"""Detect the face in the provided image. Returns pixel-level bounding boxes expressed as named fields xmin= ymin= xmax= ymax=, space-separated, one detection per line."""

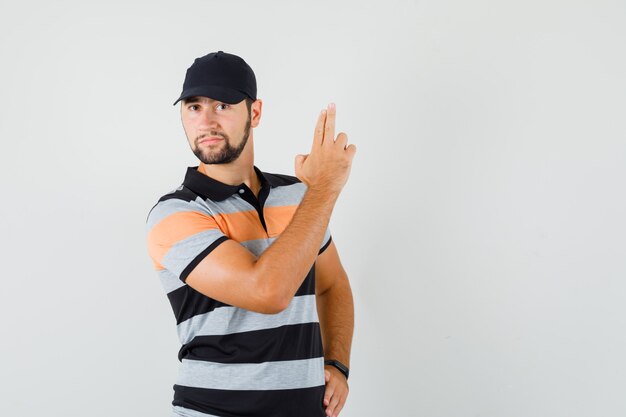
xmin=181 ymin=96 xmax=253 ymax=165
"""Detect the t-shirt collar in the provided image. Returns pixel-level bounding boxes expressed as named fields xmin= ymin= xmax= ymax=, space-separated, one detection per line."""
xmin=182 ymin=165 xmax=278 ymax=201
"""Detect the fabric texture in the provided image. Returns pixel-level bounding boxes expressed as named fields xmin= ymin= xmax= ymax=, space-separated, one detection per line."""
xmin=146 ymin=165 xmax=332 ymax=417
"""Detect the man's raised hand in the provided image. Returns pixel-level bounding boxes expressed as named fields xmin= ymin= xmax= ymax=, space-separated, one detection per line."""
xmin=295 ymin=103 xmax=357 ymax=195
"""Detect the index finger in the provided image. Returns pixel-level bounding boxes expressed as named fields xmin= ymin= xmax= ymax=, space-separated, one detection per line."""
xmin=323 ymin=103 xmax=336 ymax=146
xmin=312 ymin=108 xmax=327 ymax=149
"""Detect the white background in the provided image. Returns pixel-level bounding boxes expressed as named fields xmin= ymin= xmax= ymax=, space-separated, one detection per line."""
xmin=1 ymin=1 xmax=625 ymax=416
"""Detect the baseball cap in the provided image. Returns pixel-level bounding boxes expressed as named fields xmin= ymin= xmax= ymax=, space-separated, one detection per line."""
xmin=173 ymin=50 xmax=257 ymax=106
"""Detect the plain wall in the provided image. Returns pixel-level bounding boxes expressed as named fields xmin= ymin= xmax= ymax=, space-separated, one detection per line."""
xmin=1 ymin=1 xmax=625 ymax=416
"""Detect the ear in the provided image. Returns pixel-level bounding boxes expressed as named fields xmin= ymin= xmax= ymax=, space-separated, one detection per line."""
xmin=250 ymin=99 xmax=263 ymax=128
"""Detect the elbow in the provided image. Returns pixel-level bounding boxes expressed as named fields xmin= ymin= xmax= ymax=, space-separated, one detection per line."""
xmin=258 ymin=288 xmax=291 ymax=314
xmin=272 ymin=293 xmax=292 ymax=313
xmin=252 ymin=271 xmax=291 ymax=314
xmin=261 ymin=300 xmax=290 ymax=315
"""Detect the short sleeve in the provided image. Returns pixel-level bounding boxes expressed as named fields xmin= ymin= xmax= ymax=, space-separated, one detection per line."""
xmin=318 ymin=226 xmax=332 ymax=255
xmin=146 ymin=199 xmax=229 ymax=282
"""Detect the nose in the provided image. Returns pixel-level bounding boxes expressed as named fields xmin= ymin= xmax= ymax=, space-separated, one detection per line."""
xmin=197 ymin=108 xmax=220 ymax=130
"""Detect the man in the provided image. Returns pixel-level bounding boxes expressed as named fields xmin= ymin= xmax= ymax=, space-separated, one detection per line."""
xmin=145 ymin=50 xmax=356 ymax=417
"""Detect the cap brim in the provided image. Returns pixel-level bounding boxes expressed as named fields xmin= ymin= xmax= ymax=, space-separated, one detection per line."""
xmin=173 ymin=85 xmax=247 ymax=106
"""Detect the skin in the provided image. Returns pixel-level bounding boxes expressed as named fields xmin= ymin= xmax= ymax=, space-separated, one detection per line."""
xmin=180 ymin=97 xmax=354 ymax=417
xmin=317 ymin=240 xmax=354 ymax=417
xmin=181 ymin=96 xmax=262 ymax=195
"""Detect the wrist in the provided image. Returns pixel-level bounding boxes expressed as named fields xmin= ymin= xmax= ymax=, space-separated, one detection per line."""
xmin=306 ymin=184 xmax=341 ymax=200
xmin=324 ymin=359 xmax=349 ymax=380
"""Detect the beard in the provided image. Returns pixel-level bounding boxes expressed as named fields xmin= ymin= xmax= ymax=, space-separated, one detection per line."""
xmin=193 ymin=111 xmax=251 ymax=164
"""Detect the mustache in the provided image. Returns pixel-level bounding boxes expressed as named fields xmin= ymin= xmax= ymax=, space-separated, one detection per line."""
xmin=197 ymin=133 xmax=227 ymax=142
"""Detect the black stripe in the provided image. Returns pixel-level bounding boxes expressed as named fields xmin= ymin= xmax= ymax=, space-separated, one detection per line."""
xmin=178 ymin=322 xmax=323 ymax=363
xmin=263 ymin=171 xmax=301 ymax=187
xmin=167 ymin=286 xmax=229 ymax=326
xmin=169 ymin=265 xmax=317 ymax=325
xmin=180 ymin=236 xmax=230 ymax=282
xmin=295 ymin=265 xmax=316 ymax=297
xmin=173 ymin=384 xmax=326 ymax=417
xmin=158 ymin=187 xmax=198 ymax=203
xmin=318 ymin=235 xmax=332 ymax=255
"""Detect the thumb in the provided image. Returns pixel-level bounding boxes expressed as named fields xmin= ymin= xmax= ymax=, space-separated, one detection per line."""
xmin=294 ymin=154 xmax=307 ymax=172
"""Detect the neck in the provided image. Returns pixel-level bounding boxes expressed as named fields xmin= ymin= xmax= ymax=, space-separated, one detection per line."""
xmin=197 ymin=143 xmax=261 ymax=196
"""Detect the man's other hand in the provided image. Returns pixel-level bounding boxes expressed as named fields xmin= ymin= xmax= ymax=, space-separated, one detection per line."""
xmin=323 ymin=365 xmax=349 ymax=417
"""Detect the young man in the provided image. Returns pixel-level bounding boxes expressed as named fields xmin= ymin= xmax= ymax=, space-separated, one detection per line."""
xmin=146 ymin=50 xmax=356 ymax=417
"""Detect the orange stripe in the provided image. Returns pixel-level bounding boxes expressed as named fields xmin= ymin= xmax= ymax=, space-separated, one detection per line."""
xmin=151 ymin=258 xmax=165 ymax=271
xmin=264 ymin=205 xmax=298 ymax=237
xmin=147 ymin=211 xmax=220 ymax=268
xmin=147 ymin=205 xmax=300 ymax=270
xmin=214 ymin=210 xmax=268 ymax=242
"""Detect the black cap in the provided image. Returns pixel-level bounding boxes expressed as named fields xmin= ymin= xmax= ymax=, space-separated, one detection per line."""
xmin=173 ymin=50 xmax=257 ymax=106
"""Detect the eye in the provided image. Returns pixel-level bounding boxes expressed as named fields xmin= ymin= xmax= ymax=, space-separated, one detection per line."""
xmin=188 ymin=104 xmax=199 ymax=111
xmin=217 ymin=103 xmax=230 ymax=110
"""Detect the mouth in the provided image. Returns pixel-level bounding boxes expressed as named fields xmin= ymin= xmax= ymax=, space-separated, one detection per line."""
xmin=199 ymin=136 xmax=223 ymax=145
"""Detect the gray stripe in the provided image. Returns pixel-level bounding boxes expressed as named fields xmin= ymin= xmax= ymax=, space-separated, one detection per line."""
xmin=171 ymin=406 xmax=220 ymax=417
xmin=147 ymin=184 xmax=310 ymax=231
xmin=200 ymin=183 xmax=306 ymax=213
xmin=146 ymin=196 xmax=209 ymax=230
xmin=176 ymin=357 xmax=325 ymax=390
xmin=177 ymin=294 xmax=319 ymax=344
xmin=202 ymin=195 xmax=255 ymax=214
xmin=158 ymin=268 xmax=185 ymax=294
xmin=148 ymin=182 xmax=307 ymax=230
xmin=264 ymin=182 xmax=307 ymax=207
xmin=162 ymin=229 xmax=226 ymax=278
xmin=239 ymin=236 xmax=276 ymax=257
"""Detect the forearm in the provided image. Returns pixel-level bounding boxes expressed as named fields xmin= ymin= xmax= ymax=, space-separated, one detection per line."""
xmin=255 ymin=187 xmax=339 ymax=306
xmin=317 ymin=277 xmax=354 ymax=367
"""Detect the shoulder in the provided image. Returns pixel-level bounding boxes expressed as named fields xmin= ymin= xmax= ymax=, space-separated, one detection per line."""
xmin=263 ymin=171 xmax=302 ymax=187
xmin=145 ymin=184 xmax=204 ymax=227
xmin=263 ymin=171 xmax=308 ymax=203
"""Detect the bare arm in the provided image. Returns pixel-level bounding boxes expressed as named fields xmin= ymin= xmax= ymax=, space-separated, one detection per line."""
xmin=186 ymin=103 xmax=356 ymax=314
xmin=315 ymin=240 xmax=354 ymax=369
xmin=315 ymin=239 xmax=354 ymax=417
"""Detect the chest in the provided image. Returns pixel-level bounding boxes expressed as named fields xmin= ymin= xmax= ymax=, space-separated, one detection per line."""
xmin=213 ymin=204 xmax=298 ymax=241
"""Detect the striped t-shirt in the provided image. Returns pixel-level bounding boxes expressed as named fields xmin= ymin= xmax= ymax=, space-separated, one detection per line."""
xmin=145 ymin=165 xmax=332 ymax=417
